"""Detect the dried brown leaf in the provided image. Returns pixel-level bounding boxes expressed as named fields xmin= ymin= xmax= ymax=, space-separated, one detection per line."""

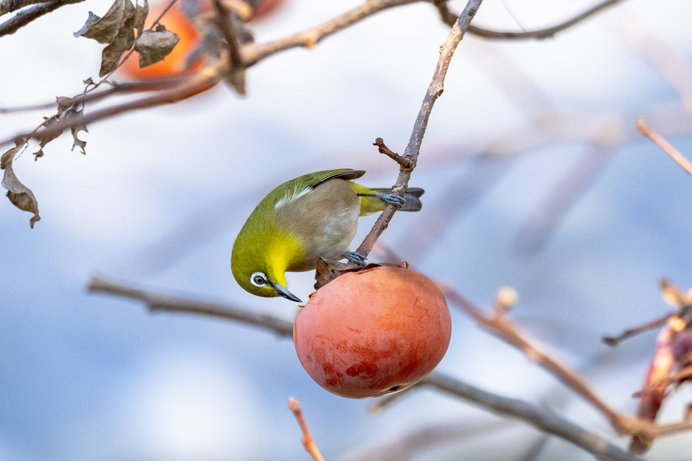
xmin=66 ymin=108 xmax=88 ymax=155
xmin=99 ymin=0 xmax=136 ymax=77
xmin=73 ymin=11 xmax=103 ymax=39
xmin=134 ymin=28 xmax=179 ymax=67
xmin=74 ymin=0 xmax=132 ymax=44
xmin=1 ymin=142 xmax=40 ymax=228
xmin=134 ymin=0 xmax=149 ymax=38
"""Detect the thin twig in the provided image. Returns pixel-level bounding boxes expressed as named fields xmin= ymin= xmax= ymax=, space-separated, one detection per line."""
xmin=242 ymin=0 xmax=423 ymax=66
xmin=87 ymin=275 xmax=294 ymax=336
xmin=353 ymin=0 xmax=483 ymax=262
xmin=423 ymin=372 xmax=641 ymax=461
xmin=3 ymin=67 xmax=222 ymax=146
xmin=0 ymin=0 xmax=630 ymax=147
xmin=435 ymin=0 xmax=626 ymax=40
xmin=288 ymin=397 xmax=325 ymax=461
xmin=0 ymin=0 xmax=51 ymax=15
xmin=637 ymin=118 xmax=692 ymax=176
xmin=0 ymin=0 xmax=83 ymax=37
xmin=373 ymin=137 xmax=412 ymax=168
xmin=602 ymin=314 xmax=671 ymax=346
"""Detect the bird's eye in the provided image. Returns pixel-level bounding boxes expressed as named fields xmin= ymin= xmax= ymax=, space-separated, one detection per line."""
xmin=250 ymin=272 xmax=268 ymax=287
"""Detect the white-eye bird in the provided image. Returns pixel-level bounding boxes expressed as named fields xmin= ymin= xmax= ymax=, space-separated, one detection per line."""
xmin=231 ymin=168 xmax=424 ymax=302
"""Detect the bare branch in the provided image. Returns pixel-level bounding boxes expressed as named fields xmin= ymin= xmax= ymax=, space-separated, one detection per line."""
xmin=603 ymin=314 xmax=671 ymax=346
xmin=637 ymin=118 xmax=692 ymax=177
xmin=373 ymin=137 xmax=412 ymax=168
xmin=87 ymin=275 xmax=294 ymax=337
xmin=353 ymin=0 xmax=483 ymax=262
xmin=0 ymin=0 xmax=84 ymax=37
xmin=288 ymin=397 xmax=325 ymax=461
xmin=242 ymin=0 xmax=424 ymax=67
xmin=423 ymin=372 xmax=641 ymax=461
xmin=2 ymin=66 xmax=223 ymax=146
xmin=0 ymin=0 xmax=64 ymax=16
xmin=439 ymin=284 xmax=637 ymax=434
xmin=435 ymin=0 xmax=627 ymax=40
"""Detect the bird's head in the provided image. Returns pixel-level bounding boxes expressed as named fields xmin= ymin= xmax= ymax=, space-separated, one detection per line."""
xmin=231 ymin=226 xmax=303 ymax=302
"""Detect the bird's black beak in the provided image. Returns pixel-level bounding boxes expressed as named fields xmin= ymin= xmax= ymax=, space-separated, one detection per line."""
xmin=272 ymin=282 xmax=302 ymax=303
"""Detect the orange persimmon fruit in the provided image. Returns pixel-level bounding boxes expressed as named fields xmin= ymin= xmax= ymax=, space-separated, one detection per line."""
xmin=294 ymin=266 xmax=451 ymax=398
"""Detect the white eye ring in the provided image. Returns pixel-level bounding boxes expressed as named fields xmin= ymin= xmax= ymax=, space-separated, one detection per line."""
xmin=250 ymin=272 xmax=268 ymax=287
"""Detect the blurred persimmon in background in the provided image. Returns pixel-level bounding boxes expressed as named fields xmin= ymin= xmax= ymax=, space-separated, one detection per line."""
xmin=121 ymin=0 xmax=286 ymax=79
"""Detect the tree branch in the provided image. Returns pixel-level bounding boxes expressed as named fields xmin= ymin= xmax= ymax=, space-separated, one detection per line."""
xmin=353 ymin=0 xmax=483 ymax=261
xmin=0 ymin=0 xmax=630 ymax=147
xmin=373 ymin=137 xmax=413 ymax=169
xmin=603 ymin=314 xmax=671 ymax=346
xmin=0 ymin=0 xmax=57 ymax=15
xmin=288 ymin=398 xmax=325 ymax=461
xmin=87 ymin=275 xmax=294 ymax=337
xmin=637 ymin=118 xmax=692 ymax=177
xmin=423 ymin=371 xmax=641 ymax=461
xmin=0 ymin=0 xmax=83 ymax=37
xmin=241 ymin=0 xmax=423 ymax=67
xmin=89 ymin=274 xmax=641 ymax=460
xmin=5 ymin=67 xmax=222 ymax=146
xmin=439 ymin=285 xmax=639 ymax=434
xmin=435 ymin=0 xmax=626 ymax=40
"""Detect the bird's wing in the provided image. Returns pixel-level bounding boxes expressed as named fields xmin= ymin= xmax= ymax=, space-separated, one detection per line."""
xmin=298 ymin=168 xmax=366 ymax=190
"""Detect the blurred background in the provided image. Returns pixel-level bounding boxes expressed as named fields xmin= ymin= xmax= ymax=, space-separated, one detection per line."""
xmin=2 ymin=0 xmax=692 ymax=459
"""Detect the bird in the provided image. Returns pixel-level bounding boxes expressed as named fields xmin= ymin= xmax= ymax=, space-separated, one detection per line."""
xmin=231 ymin=168 xmax=424 ymax=302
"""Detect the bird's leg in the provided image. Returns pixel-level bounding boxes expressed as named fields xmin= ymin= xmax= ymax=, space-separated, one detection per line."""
xmin=343 ymin=251 xmax=367 ymax=266
xmin=357 ymin=193 xmax=406 ymax=207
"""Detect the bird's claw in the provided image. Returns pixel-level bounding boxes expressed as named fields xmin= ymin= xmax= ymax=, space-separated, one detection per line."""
xmin=377 ymin=193 xmax=406 ymax=207
xmin=343 ymin=251 xmax=367 ymax=266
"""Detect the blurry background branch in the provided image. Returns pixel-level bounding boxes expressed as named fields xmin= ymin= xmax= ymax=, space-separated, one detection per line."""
xmin=88 ymin=274 xmax=638 ymax=460
xmin=422 ymin=371 xmax=640 ymax=461
xmin=0 ymin=0 xmax=84 ymax=37
xmin=288 ymin=398 xmax=325 ymax=461
xmin=637 ymin=118 xmax=692 ymax=177
xmin=0 ymin=0 xmax=632 ymax=148
xmin=436 ymin=0 xmax=626 ymax=40
xmin=88 ymin=275 xmax=295 ymax=336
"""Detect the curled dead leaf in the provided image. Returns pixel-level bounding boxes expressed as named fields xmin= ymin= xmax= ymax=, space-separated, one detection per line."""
xmin=134 ymin=29 xmax=180 ymax=67
xmin=75 ymin=0 xmax=134 ymax=44
xmin=1 ymin=142 xmax=40 ymax=228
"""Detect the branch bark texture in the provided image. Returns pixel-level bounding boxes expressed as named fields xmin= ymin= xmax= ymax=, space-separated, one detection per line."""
xmin=354 ymin=0 xmax=483 ymax=260
xmin=424 ymin=372 xmax=641 ymax=461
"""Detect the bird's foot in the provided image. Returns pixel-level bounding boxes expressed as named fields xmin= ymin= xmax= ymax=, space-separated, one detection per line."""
xmin=343 ymin=251 xmax=367 ymax=266
xmin=376 ymin=193 xmax=406 ymax=207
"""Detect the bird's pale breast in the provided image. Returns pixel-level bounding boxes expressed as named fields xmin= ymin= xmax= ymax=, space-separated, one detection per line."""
xmin=276 ymin=179 xmax=360 ymax=271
